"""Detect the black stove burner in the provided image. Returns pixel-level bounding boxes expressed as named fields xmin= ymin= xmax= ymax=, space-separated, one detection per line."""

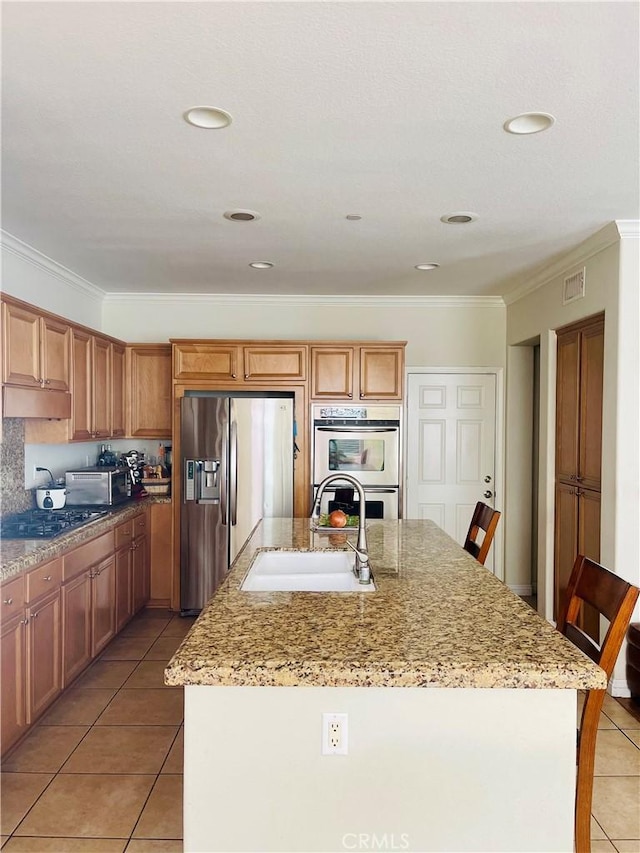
xmin=0 ymin=508 xmax=109 ymax=539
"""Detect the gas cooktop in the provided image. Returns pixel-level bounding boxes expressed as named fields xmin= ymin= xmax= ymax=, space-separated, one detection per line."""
xmin=0 ymin=508 xmax=109 ymax=539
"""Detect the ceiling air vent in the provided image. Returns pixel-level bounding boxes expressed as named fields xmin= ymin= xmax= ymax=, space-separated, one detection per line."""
xmin=563 ymin=268 xmax=586 ymax=305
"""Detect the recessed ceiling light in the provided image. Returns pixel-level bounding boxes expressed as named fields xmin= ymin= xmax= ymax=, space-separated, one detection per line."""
xmin=414 ymin=263 xmax=440 ymax=271
xmin=184 ymin=106 xmax=232 ymax=129
xmin=503 ymin=112 xmax=555 ymax=135
xmin=440 ymin=212 xmax=478 ymax=224
xmin=223 ymin=210 xmax=261 ymax=222
xmin=249 ymin=262 xmax=273 ymax=269
xmin=345 ymin=214 xmax=362 ymax=221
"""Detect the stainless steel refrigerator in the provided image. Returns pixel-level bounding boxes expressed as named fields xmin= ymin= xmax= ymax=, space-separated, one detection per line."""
xmin=180 ymin=393 xmax=294 ymax=614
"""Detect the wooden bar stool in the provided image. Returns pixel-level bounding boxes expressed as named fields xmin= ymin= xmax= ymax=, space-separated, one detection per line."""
xmin=462 ymin=502 xmax=501 ymax=566
xmin=556 ymin=554 xmax=639 ymax=853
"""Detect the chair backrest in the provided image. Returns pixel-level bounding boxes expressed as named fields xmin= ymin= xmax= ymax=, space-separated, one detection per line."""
xmin=556 ymin=554 xmax=639 ymax=678
xmin=463 ymin=502 xmax=501 ymax=566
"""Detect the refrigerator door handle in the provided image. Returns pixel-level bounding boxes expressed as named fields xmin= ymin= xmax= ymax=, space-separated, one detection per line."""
xmin=230 ymin=417 xmax=238 ymax=526
xmin=220 ymin=423 xmax=229 ymax=525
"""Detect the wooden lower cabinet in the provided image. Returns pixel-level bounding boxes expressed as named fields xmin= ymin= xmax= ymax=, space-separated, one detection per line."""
xmin=27 ymin=589 xmax=62 ymax=723
xmin=62 ymin=570 xmax=92 ymax=686
xmin=132 ymin=533 xmax=150 ymax=614
xmin=150 ymin=503 xmax=173 ymax=607
xmin=1 ymin=612 xmax=28 ymax=755
xmin=115 ymin=544 xmax=134 ymax=632
xmin=91 ymin=556 xmax=116 ymax=657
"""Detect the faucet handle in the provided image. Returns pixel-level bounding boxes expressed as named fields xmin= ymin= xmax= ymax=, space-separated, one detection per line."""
xmin=344 ymin=539 xmax=369 ymax=564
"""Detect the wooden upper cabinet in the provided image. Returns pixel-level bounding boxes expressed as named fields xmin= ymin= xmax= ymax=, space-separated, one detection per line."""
xmin=92 ymin=336 xmax=111 ymax=439
xmin=359 ymin=347 xmax=404 ymax=400
xmin=311 ymin=347 xmax=355 ymax=399
xmin=173 ymin=344 xmax=239 ymax=381
xmin=127 ymin=345 xmax=172 ymax=437
xmin=310 ymin=344 xmax=405 ymax=401
xmin=242 ymin=346 xmax=306 ymax=381
xmin=40 ymin=316 xmax=71 ymax=391
xmin=2 ymin=301 xmax=70 ymax=391
xmin=111 ymin=343 xmax=126 ymax=437
xmin=2 ymin=302 xmax=41 ymax=387
xmin=71 ymin=328 xmax=93 ymax=441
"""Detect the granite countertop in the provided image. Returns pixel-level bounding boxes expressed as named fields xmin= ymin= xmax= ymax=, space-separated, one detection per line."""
xmin=165 ymin=518 xmax=607 ymax=691
xmin=0 ymin=496 xmax=171 ymax=581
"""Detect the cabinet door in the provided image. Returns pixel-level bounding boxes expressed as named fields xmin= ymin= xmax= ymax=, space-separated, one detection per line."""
xmin=311 ymin=347 xmax=354 ymax=399
xmin=149 ymin=503 xmax=173 ymax=606
xmin=115 ymin=545 xmax=133 ymax=632
xmin=359 ymin=347 xmax=404 ymax=400
xmin=242 ymin=346 xmax=307 ymax=381
xmin=26 ymin=590 xmax=62 ymax=723
xmin=40 ymin=316 xmax=71 ymax=392
xmin=111 ymin=343 xmax=126 ymax=437
xmin=132 ymin=534 xmax=150 ymax=614
xmin=128 ymin=345 xmax=172 ymax=437
xmin=62 ymin=571 xmax=92 ymax=686
xmin=553 ymin=482 xmax=579 ymax=621
xmin=173 ymin=343 xmax=239 ymax=381
xmin=577 ymin=488 xmax=601 ymax=640
xmin=555 ymin=329 xmax=580 ymax=481
xmin=579 ymin=321 xmax=604 ymax=490
xmin=92 ymin=337 xmax=112 ymax=439
xmin=91 ymin=556 xmax=116 ymax=657
xmin=71 ymin=328 xmax=93 ymax=441
xmin=0 ymin=612 xmax=27 ymax=756
xmin=2 ymin=301 xmax=41 ymax=387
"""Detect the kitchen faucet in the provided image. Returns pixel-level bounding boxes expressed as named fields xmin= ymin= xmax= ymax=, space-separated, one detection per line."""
xmin=311 ymin=473 xmax=372 ymax=585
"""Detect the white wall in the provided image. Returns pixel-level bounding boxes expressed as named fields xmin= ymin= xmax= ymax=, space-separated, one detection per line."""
xmin=102 ymin=294 xmax=506 ymax=369
xmin=506 ymin=222 xmax=640 ymax=694
xmin=1 ymin=232 xmax=103 ymax=329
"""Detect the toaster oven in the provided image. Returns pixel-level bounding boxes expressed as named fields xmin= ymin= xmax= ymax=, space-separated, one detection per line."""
xmin=65 ymin=467 xmax=131 ymax=506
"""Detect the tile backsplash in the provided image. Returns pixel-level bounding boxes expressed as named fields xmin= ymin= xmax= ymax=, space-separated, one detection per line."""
xmin=1 ymin=418 xmax=33 ymax=515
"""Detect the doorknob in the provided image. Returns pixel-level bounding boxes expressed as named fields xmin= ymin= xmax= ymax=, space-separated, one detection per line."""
xmin=484 ymin=475 xmax=492 ymax=483
xmin=484 ymin=490 xmax=493 ymax=499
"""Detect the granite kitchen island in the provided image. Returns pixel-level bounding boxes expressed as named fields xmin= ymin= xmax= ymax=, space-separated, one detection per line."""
xmin=166 ymin=519 xmax=605 ymax=853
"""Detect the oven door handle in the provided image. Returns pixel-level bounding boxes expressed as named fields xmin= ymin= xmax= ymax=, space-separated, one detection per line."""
xmin=315 ymin=427 xmax=397 ymax=433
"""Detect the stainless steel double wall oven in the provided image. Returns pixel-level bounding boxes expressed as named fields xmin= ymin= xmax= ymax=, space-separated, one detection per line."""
xmin=312 ymin=404 xmax=402 ymax=519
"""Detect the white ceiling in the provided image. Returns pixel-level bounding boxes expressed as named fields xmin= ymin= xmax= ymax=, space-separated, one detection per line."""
xmin=2 ymin=1 xmax=639 ymax=298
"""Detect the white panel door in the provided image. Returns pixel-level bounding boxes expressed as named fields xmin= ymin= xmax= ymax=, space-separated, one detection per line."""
xmin=406 ymin=372 xmax=498 ymax=568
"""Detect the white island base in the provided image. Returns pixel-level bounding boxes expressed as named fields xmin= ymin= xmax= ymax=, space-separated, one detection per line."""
xmin=183 ymin=685 xmax=576 ymax=853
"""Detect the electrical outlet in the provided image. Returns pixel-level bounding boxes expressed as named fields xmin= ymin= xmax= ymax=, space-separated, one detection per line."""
xmin=322 ymin=712 xmax=348 ymax=755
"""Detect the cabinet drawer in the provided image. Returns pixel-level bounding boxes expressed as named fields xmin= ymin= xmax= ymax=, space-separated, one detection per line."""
xmin=133 ymin=512 xmax=147 ymax=536
xmin=26 ymin=558 xmax=62 ymax=603
xmin=1 ymin=575 xmax=25 ymax=615
xmin=63 ymin=531 xmax=114 ymax=581
xmin=115 ymin=520 xmax=134 ymax=550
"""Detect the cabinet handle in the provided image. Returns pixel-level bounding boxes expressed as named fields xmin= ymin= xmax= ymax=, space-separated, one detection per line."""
xmin=244 ymin=374 xmax=250 ymax=379
xmin=43 ymin=575 xmax=52 ymax=582
xmin=347 ymin=393 xmax=352 ymax=398
xmin=20 ymin=617 xmax=29 ymax=626
xmin=231 ymin=373 xmax=237 ymax=379
xmin=45 ymin=378 xmax=51 ymax=385
xmin=3 ymin=597 xmax=13 ymax=605
xmin=32 ymin=611 xmax=38 ymax=619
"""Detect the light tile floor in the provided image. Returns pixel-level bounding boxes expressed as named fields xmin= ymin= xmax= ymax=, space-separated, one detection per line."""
xmin=1 ymin=608 xmax=639 ymax=852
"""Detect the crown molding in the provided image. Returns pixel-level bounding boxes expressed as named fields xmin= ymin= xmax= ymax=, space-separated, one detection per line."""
xmin=0 ymin=230 xmax=105 ymax=302
xmin=102 ymin=291 xmax=505 ymax=308
xmin=616 ymin=219 xmax=640 ymax=239
xmin=502 ymin=221 xmax=624 ymax=306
